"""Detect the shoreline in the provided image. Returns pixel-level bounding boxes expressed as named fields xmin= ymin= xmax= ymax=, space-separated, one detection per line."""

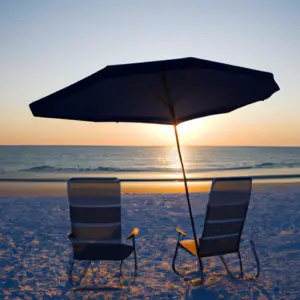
xmin=1 ymin=178 xmax=300 ymax=197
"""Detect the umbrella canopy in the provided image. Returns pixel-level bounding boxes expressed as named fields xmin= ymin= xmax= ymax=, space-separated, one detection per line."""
xmin=30 ymin=57 xmax=279 ymax=125
xmin=29 ymin=57 xmax=279 ymax=278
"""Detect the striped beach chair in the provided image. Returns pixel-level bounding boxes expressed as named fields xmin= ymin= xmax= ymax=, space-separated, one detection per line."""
xmin=172 ymin=177 xmax=260 ymax=283
xmin=67 ymin=177 xmax=139 ymax=290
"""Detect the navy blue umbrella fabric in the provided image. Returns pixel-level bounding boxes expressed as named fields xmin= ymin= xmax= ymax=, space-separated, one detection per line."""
xmin=29 ymin=57 xmax=279 ymax=125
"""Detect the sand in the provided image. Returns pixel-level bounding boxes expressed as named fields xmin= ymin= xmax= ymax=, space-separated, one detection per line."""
xmin=0 ymin=183 xmax=300 ymax=299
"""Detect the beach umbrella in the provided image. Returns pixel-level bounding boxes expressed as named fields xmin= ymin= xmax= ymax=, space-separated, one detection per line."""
xmin=29 ymin=57 xmax=280 ymax=268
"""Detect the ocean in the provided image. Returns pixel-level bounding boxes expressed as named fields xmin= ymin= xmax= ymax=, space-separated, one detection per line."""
xmin=1 ymin=146 xmax=300 ymax=182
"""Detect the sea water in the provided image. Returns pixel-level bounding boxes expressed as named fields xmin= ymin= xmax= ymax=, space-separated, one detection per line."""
xmin=1 ymin=146 xmax=300 ymax=182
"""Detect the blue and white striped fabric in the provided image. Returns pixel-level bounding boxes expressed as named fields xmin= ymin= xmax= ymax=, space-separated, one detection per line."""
xmin=200 ymin=177 xmax=252 ymax=256
xmin=67 ymin=177 xmax=121 ymax=244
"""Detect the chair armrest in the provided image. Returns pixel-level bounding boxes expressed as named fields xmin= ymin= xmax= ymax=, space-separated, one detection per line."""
xmin=176 ymin=227 xmax=187 ymax=237
xmin=127 ymin=227 xmax=140 ymax=240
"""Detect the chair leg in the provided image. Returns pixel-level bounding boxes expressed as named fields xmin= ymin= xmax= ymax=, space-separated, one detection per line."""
xmin=238 ymin=251 xmax=244 ymax=278
xmin=221 ymin=241 xmax=260 ymax=280
xmin=197 ymin=255 xmax=204 ymax=284
xmin=120 ymin=260 xmax=124 ymax=277
xmin=79 ymin=261 xmax=92 ymax=285
xmin=119 ymin=260 xmax=124 ymax=286
xmin=220 ymin=255 xmax=240 ymax=279
xmin=68 ymin=259 xmax=75 ymax=286
xmin=67 ymin=258 xmax=129 ymax=291
xmin=172 ymin=241 xmax=204 ymax=283
xmin=69 ymin=260 xmax=92 ymax=288
xmin=172 ymin=240 xmax=184 ymax=278
xmin=133 ymin=248 xmax=138 ymax=280
xmin=246 ymin=240 xmax=260 ymax=279
xmin=119 ymin=251 xmax=138 ymax=285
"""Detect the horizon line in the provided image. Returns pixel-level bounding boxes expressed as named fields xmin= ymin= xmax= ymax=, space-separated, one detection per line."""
xmin=1 ymin=144 xmax=300 ymax=148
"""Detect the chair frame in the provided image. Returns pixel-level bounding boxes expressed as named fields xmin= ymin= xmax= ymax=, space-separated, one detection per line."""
xmin=172 ymin=177 xmax=260 ymax=284
xmin=66 ymin=177 xmax=139 ymax=291
xmin=68 ymin=228 xmax=139 ymax=291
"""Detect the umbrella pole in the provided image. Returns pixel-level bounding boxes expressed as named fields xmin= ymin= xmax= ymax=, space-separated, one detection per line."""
xmin=162 ymin=72 xmax=203 ymax=280
xmin=172 ymin=124 xmax=203 ymax=280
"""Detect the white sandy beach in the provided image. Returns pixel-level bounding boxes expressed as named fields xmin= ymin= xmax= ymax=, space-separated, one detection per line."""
xmin=1 ymin=183 xmax=300 ymax=299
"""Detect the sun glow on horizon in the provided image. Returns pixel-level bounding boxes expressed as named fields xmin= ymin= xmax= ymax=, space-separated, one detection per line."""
xmin=177 ymin=119 xmax=209 ymax=145
xmin=146 ymin=118 xmax=209 ymax=146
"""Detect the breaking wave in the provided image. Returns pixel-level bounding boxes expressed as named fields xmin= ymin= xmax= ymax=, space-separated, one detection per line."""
xmin=18 ymin=161 xmax=300 ymax=173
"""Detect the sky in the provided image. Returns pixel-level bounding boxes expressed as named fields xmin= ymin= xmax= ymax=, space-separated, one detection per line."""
xmin=0 ymin=0 xmax=300 ymax=146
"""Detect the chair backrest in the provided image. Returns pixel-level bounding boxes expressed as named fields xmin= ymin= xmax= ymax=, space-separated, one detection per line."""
xmin=67 ymin=177 xmax=121 ymax=244
xmin=199 ymin=177 xmax=252 ymax=257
